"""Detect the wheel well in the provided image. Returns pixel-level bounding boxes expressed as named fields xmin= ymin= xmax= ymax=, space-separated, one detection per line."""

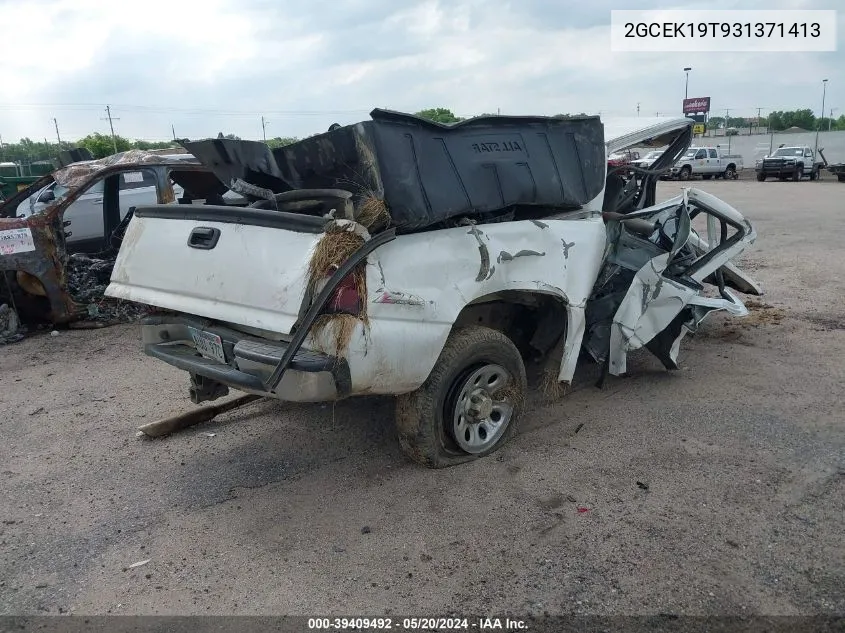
xmin=726 ymin=163 xmax=736 ymax=170
xmin=452 ymin=291 xmax=568 ymax=363
xmin=0 ymin=270 xmax=52 ymax=324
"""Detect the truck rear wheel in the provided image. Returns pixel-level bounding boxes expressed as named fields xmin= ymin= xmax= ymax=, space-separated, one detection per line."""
xmin=810 ymin=168 xmax=818 ymax=181
xmin=724 ymin=165 xmax=737 ymax=180
xmin=756 ymin=172 xmax=766 ymax=182
xmin=678 ymin=166 xmax=691 ymax=181
xmin=395 ymin=326 xmax=526 ymax=468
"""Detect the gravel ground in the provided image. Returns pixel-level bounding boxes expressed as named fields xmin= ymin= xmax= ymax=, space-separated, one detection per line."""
xmin=0 ymin=179 xmax=843 ymax=618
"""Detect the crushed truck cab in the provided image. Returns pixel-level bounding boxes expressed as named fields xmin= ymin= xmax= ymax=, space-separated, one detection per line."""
xmin=106 ymin=110 xmax=760 ymax=468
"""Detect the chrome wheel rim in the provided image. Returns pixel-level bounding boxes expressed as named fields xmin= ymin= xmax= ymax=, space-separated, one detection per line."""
xmin=451 ymin=364 xmax=514 ymax=454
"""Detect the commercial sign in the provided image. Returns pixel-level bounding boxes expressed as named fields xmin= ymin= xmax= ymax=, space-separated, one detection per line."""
xmin=683 ymin=97 xmax=711 ymax=114
xmin=693 ymin=124 xmax=706 ymax=135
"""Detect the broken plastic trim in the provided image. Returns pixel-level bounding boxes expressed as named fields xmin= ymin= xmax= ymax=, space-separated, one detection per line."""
xmin=262 ymin=227 xmax=397 ymax=392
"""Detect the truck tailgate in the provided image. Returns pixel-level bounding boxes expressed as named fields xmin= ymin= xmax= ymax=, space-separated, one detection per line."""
xmin=106 ymin=205 xmax=328 ymax=334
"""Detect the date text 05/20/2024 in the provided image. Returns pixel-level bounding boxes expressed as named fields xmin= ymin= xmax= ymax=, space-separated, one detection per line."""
xmin=307 ymin=617 xmax=528 ymax=630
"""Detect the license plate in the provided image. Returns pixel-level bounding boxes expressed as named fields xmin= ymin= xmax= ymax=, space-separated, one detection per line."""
xmin=188 ymin=327 xmax=226 ymax=364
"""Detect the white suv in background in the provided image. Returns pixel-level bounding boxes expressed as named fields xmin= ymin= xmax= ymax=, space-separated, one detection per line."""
xmin=23 ymin=169 xmax=166 ymax=245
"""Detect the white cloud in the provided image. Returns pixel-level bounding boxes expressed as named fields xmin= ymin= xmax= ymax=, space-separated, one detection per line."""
xmin=0 ymin=0 xmax=842 ymax=143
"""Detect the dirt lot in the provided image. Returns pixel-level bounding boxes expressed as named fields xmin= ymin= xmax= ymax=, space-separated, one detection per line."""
xmin=1 ymin=179 xmax=843 ymax=618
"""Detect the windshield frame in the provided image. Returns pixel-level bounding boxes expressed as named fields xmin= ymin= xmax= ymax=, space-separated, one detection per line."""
xmin=772 ymin=147 xmax=804 ymax=157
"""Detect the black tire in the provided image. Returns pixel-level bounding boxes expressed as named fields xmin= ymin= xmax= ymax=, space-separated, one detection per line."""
xmin=724 ymin=165 xmax=737 ymax=180
xmin=793 ymin=164 xmax=803 ymax=181
xmin=702 ymin=174 xmax=712 ymax=180
xmin=838 ymin=174 xmax=845 ymax=183
xmin=395 ymin=326 xmax=526 ymax=468
xmin=810 ymin=168 xmax=818 ymax=181
xmin=756 ymin=172 xmax=766 ymax=182
xmin=678 ymin=166 xmax=691 ymax=181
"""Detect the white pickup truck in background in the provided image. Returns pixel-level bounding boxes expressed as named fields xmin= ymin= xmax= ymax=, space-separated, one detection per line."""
xmin=667 ymin=146 xmax=744 ymax=181
xmin=106 ymin=112 xmax=761 ymax=468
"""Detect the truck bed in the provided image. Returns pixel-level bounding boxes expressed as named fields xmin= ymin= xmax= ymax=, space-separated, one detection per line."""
xmin=182 ymin=109 xmax=607 ymax=233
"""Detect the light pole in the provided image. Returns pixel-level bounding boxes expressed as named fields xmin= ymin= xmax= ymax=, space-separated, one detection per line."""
xmin=814 ymin=78 xmax=828 ymax=160
xmin=683 ymin=67 xmax=692 ymax=100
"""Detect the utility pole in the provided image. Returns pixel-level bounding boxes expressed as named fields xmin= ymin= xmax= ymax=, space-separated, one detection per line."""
xmin=683 ymin=67 xmax=692 ymax=100
xmin=52 ymin=118 xmax=62 ymax=146
xmin=637 ymin=102 xmax=640 ymax=117
xmin=814 ymin=79 xmax=828 ymax=161
xmin=829 ymin=108 xmax=837 ymax=132
xmin=261 ymin=115 xmax=268 ymax=142
xmin=171 ymin=124 xmax=177 ymax=141
xmin=102 ymin=105 xmax=120 ymax=154
xmin=756 ymin=107 xmax=763 ymax=135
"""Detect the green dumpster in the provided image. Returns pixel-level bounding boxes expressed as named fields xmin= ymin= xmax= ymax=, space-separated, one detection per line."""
xmin=0 ymin=175 xmax=41 ymax=201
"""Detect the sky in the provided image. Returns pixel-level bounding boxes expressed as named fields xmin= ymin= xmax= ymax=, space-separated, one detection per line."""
xmin=0 ymin=0 xmax=842 ymax=144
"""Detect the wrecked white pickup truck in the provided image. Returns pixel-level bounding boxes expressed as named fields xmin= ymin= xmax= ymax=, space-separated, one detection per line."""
xmin=106 ymin=110 xmax=761 ymax=467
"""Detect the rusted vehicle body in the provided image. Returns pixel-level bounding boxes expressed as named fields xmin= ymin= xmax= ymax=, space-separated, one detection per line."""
xmin=0 ymin=151 xmax=230 ymax=326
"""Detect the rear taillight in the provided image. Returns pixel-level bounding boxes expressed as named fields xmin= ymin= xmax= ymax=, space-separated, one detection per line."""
xmin=324 ymin=269 xmax=362 ymax=315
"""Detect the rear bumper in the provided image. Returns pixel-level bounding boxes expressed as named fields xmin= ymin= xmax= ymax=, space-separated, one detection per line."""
xmin=141 ymin=315 xmax=351 ymax=402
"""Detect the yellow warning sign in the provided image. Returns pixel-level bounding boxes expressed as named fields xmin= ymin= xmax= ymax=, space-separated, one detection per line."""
xmin=693 ymin=124 xmax=706 ymax=135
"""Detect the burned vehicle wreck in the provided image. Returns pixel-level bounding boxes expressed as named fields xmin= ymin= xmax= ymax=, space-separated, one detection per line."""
xmin=105 ymin=110 xmax=761 ymax=467
xmin=0 ymin=150 xmax=243 ymax=337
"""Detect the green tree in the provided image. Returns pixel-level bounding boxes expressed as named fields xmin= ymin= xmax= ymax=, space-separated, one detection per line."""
xmin=767 ymin=111 xmax=785 ymax=130
xmin=78 ymin=132 xmax=132 ymax=158
xmin=786 ymin=108 xmax=815 ymax=130
xmin=769 ymin=108 xmax=815 ymax=131
xmin=414 ymin=108 xmax=464 ymax=124
xmin=266 ymin=136 xmax=299 ymax=149
xmin=0 ymin=138 xmax=61 ymax=163
xmin=133 ymin=140 xmax=178 ymax=151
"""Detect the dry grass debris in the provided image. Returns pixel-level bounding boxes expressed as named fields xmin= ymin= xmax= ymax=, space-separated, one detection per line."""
xmin=306 ymin=222 xmax=370 ymax=359
xmin=356 ymin=194 xmax=390 ymax=232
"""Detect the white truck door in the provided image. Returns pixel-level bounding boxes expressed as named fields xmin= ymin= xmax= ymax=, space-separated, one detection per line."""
xmin=118 ymin=169 xmax=159 ymax=219
xmin=63 ymin=180 xmax=106 ymax=243
xmin=694 ymin=148 xmax=707 ymax=173
xmin=708 ymin=148 xmax=719 ymax=173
